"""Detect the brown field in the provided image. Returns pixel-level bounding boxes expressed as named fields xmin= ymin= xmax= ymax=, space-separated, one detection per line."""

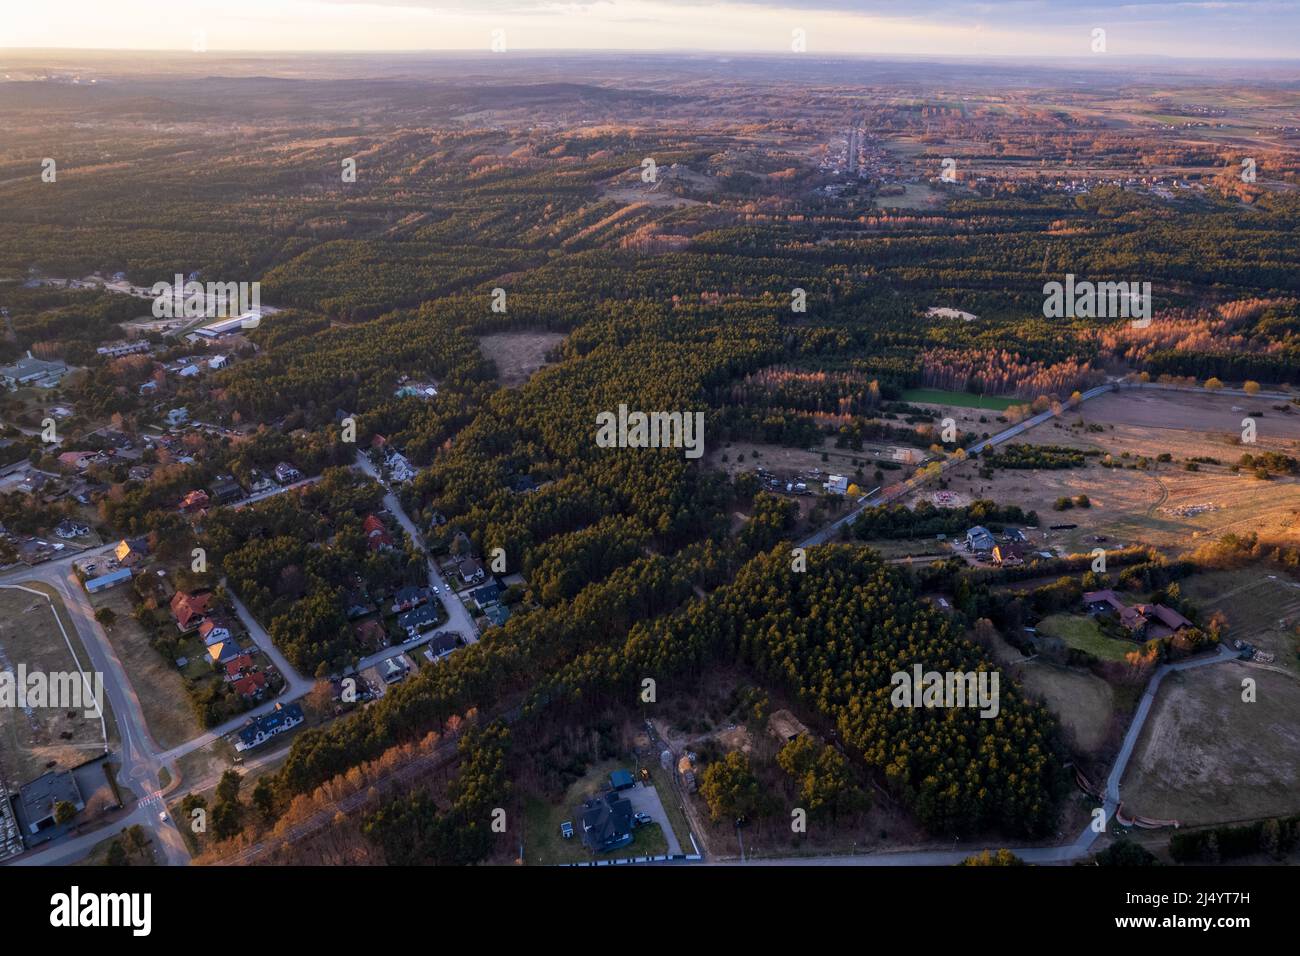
xmin=87 ymin=585 xmax=204 ymax=751
xmin=477 ymin=330 xmax=567 ymax=387
xmin=1123 ymin=662 xmax=1300 ymax=825
xmin=1180 ymin=569 xmax=1300 ymax=674
xmin=984 ymin=630 xmax=1117 ymax=756
xmin=1019 ymin=662 xmax=1116 ymax=754
xmin=910 ymin=389 xmax=1300 ymax=555
xmin=0 ymin=584 xmax=110 ymax=788
xmin=707 ymin=438 xmax=914 ymax=485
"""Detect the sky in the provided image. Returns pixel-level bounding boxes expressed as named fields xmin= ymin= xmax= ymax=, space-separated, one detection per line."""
xmin=4 ymin=0 xmax=1297 ymax=59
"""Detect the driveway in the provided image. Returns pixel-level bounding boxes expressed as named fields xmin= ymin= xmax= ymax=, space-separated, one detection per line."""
xmin=624 ymin=783 xmax=682 ymax=856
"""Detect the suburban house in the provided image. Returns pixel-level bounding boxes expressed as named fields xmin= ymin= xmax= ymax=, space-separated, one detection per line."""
xmin=242 ymin=471 xmax=275 ymax=495
xmin=580 ymin=790 xmax=634 ymax=853
xmin=965 ymin=526 xmax=996 ymax=553
xmin=483 ymin=604 xmax=510 ymax=628
xmin=54 ymin=518 xmax=89 ymax=539
xmin=398 ymin=604 xmax=440 ymax=638
xmin=274 ymin=462 xmax=302 ymax=484
xmin=179 ymin=489 xmax=210 ymax=514
xmin=166 ymin=407 xmax=190 ymax=428
xmin=991 ymin=542 xmax=1026 ymax=566
xmin=425 ymin=631 xmax=460 ymax=660
xmin=362 ymin=514 xmax=394 ymax=552
xmin=234 ymin=702 xmax=304 ymax=752
xmin=70 ymin=479 xmax=106 ymax=506
xmin=457 ymin=558 xmax=485 ymax=585
xmin=470 ymin=581 xmax=503 ymax=610
xmin=385 ymin=451 xmax=416 ymax=483
xmin=170 ymin=590 xmax=212 ymax=632
xmin=114 ymin=537 xmax=148 ymax=568
xmin=57 ymin=451 xmax=98 ymax=472
xmin=232 ymin=671 xmax=267 ymax=699
xmin=823 ymin=474 xmax=848 ymax=495
xmin=207 ymin=474 xmax=243 ymax=505
xmin=224 ymin=654 xmax=255 ymax=681
xmin=198 ymin=617 xmax=234 ymax=647
xmin=353 ymin=618 xmax=388 ymax=651
xmin=343 ymin=590 xmax=374 ymax=620
xmin=390 ymin=585 xmax=430 ymax=614
xmin=380 ymin=656 xmax=409 ymax=684
xmin=1082 ymin=589 xmax=1195 ymax=641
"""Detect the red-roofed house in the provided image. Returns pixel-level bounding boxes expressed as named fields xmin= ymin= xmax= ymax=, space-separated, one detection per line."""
xmin=179 ymin=489 xmax=210 ymax=514
xmin=170 ymin=590 xmax=212 ymax=632
xmin=224 ymin=654 xmax=254 ymax=681
xmin=362 ymin=514 xmax=394 ymax=552
xmin=233 ymin=672 xmax=267 ymax=699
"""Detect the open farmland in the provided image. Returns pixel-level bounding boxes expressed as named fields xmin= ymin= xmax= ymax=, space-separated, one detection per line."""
xmin=913 ymin=388 xmax=1300 ymax=555
xmin=1123 ymin=662 xmax=1300 ymax=825
xmin=1180 ymin=569 xmax=1300 ymax=674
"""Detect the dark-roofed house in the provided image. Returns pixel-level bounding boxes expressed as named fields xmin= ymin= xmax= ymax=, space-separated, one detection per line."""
xmin=609 ymin=769 xmax=635 ymax=792
xmin=425 ymin=631 xmax=460 ymax=660
xmin=470 ymin=581 xmax=502 ymax=610
xmin=398 ymin=604 xmax=440 ymax=638
xmin=343 ymin=590 xmax=374 ymax=620
xmin=457 ymin=558 xmax=485 ymax=585
xmin=483 ymin=604 xmax=511 ymax=628
xmin=208 ymin=474 xmax=243 ymax=505
xmin=1135 ymin=603 xmax=1194 ymax=640
xmin=235 ymin=702 xmax=304 ymax=752
xmin=18 ymin=770 xmax=84 ymax=835
xmin=991 ymin=542 xmax=1026 ymax=567
xmin=965 ymin=526 xmax=995 ymax=553
xmin=115 ymin=537 xmax=148 ymax=568
xmin=390 ymin=585 xmax=429 ymax=614
xmin=1083 ymin=590 xmax=1192 ymax=641
xmin=580 ymin=790 xmax=634 ymax=854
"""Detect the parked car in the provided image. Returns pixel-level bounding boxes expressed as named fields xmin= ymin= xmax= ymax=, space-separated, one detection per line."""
xmin=633 ymin=811 xmax=653 ymax=827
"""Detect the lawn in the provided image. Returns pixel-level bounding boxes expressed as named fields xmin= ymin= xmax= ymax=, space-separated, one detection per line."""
xmin=88 ymin=585 xmax=205 ymax=750
xmin=900 ymin=388 xmax=1017 ymax=411
xmin=1037 ymin=612 xmax=1136 ymax=662
xmin=523 ymin=758 xmax=670 ymax=865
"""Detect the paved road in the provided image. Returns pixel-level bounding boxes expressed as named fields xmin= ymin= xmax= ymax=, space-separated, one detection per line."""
xmin=799 ymin=383 xmax=1121 ymax=548
xmin=0 ymin=561 xmax=192 ymax=866
xmin=353 ymin=450 xmax=479 ymax=644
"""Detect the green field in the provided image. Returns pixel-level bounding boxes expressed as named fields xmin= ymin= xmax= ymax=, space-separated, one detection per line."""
xmin=900 ymin=388 xmax=1017 ymax=411
xmin=1038 ymin=613 xmax=1136 ymax=662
